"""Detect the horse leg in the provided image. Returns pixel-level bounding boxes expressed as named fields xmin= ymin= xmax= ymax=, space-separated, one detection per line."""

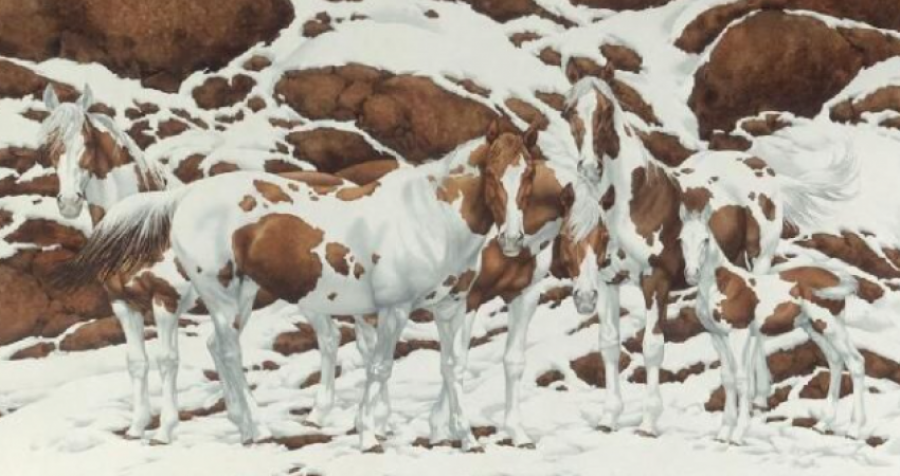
xmin=357 ymin=308 xmax=404 ymax=452
xmin=803 ymin=322 xmax=842 ymax=434
xmin=111 ymin=300 xmax=152 ymax=439
xmin=502 ymin=290 xmax=539 ymax=448
xmin=429 ymin=306 xmax=454 ymax=444
xmin=750 ymin=331 xmax=772 ymax=411
xmin=435 ymin=299 xmax=479 ymax=451
xmin=598 ymin=284 xmax=623 ymax=432
xmin=813 ymin=308 xmax=867 ymax=439
xmin=637 ymin=273 xmax=668 ymax=437
xmin=374 ymin=309 xmax=408 ymax=438
xmin=149 ymin=287 xmax=195 ymax=444
xmin=306 ymin=312 xmax=340 ymax=428
xmin=710 ymin=333 xmax=737 ymax=442
xmin=731 ymin=330 xmax=754 ymax=445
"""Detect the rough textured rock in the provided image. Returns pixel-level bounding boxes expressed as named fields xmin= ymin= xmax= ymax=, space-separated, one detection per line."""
xmin=0 ymin=0 xmax=294 ymax=92
xmin=570 ymin=0 xmax=674 ymax=10
xmin=637 ymin=130 xmax=695 ymax=167
xmin=796 ymin=232 xmax=900 ymax=280
xmin=286 ymin=128 xmax=393 ymax=173
xmin=276 ymin=64 xmax=516 ymax=163
xmin=600 ymin=44 xmax=643 ymax=73
xmin=799 ymin=371 xmax=853 ymax=399
xmin=193 ymin=74 xmax=256 ymax=109
xmin=452 ymin=0 xmax=575 ymax=27
xmin=831 ymin=85 xmax=900 ymax=128
xmin=10 ymin=342 xmax=56 ymax=360
xmin=689 ymin=11 xmax=900 ymax=138
xmin=0 ymin=266 xmax=51 ymax=346
xmin=59 ymin=317 xmax=126 ymax=352
xmin=303 ymin=13 xmax=334 ymax=38
xmin=676 ymin=0 xmax=900 ymax=54
xmin=0 ymin=60 xmax=77 ymax=101
xmin=570 ymin=352 xmax=632 ymax=388
xmin=272 ymin=322 xmax=355 ymax=356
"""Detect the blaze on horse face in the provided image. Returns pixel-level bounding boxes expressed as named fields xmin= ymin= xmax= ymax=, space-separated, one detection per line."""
xmin=558 ymin=184 xmax=610 ymax=314
xmin=483 ymin=121 xmax=539 ymax=257
xmin=570 ymin=84 xmax=619 ymax=185
xmin=678 ymin=205 xmax=713 ymax=286
xmin=40 ymin=85 xmax=96 ymax=219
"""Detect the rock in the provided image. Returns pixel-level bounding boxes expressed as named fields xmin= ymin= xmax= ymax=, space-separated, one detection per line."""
xmin=127 ymin=120 xmax=155 ymax=149
xmin=830 ymin=85 xmax=900 ymax=126
xmin=796 ymin=232 xmax=900 ymax=280
xmin=706 ymin=383 xmax=792 ymax=412
xmin=276 ymin=64 xmax=516 ymax=163
xmin=662 ymin=307 xmax=705 ymax=343
xmin=538 ymin=47 xmax=562 ymax=67
xmin=193 ymin=74 xmax=256 ymax=109
xmin=767 ymin=341 xmax=825 ymax=383
xmin=630 ymin=362 xmax=706 ymax=384
xmin=334 ymin=159 xmax=399 ymax=185
xmin=536 ymin=369 xmax=564 ymax=387
xmin=600 ymin=44 xmax=642 ymax=73
xmin=689 ymin=12 xmax=900 ymax=138
xmin=0 ymin=174 xmax=60 ymax=198
xmin=570 ymin=0 xmax=674 ymax=10
xmin=302 ymin=13 xmax=333 ymax=38
xmin=173 ymin=154 xmax=207 ymax=183
xmin=677 ymin=0 xmax=900 ymax=54
xmin=286 ymin=128 xmax=393 ymax=173
xmin=0 ymin=0 xmax=294 ymax=92
xmin=393 ymin=339 xmax=440 ymax=359
xmin=510 ymin=31 xmax=542 ymax=47
xmin=453 ymin=0 xmax=575 ymax=27
xmin=709 ymin=131 xmax=751 ymax=152
xmin=156 ymin=119 xmax=190 ymax=140
xmin=59 ymin=317 xmax=126 ymax=351
xmin=535 ymin=91 xmax=566 ymax=111
xmin=300 ymin=366 xmax=342 ymax=389
xmin=10 ymin=342 xmax=56 ymax=360
xmin=570 ymin=352 xmax=631 ymax=387
xmin=861 ymin=349 xmax=900 ymax=385
xmin=5 ymin=219 xmax=86 ymax=251
xmin=636 ymin=130 xmax=695 ymax=167
xmin=798 ymin=371 xmax=853 ymax=399
xmin=0 ymin=60 xmax=78 ymax=101
xmin=0 ymin=147 xmax=40 ymax=174
xmin=0 ymin=266 xmax=51 ymax=346
xmin=739 ymin=113 xmax=792 ymax=137
xmin=243 ymin=55 xmax=272 ymax=72
xmin=271 ymin=434 xmax=333 ymax=450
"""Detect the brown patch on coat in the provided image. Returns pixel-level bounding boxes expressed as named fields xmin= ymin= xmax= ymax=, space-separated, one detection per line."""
xmin=760 ymin=301 xmax=802 ymax=336
xmin=239 ymin=195 xmax=257 ymax=212
xmin=564 ymin=107 xmax=586 ymax=150
xmin=353 ymin=263 xmax=365 ymax=279
xmin=714 ymin=267 xmax=758 ymax=329
xmin=218 ymin=261 xmax=235 ymax=288
xmin=601 ymin=186 xmax=616 ymax=211
xmin=253 ymin=180 xmax=293 ymax=204
xmin=451 ymin=269 xmax=477 ymax=295
xmin=371 ymin=253 xmax=381 ymax=265
xmin=629 ymin=166 xmax=678 ymax=246
xmin=325 ymin=242 xmax=351 ymax=276
xmin=708 ymin=205 xmax=761 ymax=267
xmin=78 ymin=122 xmax=135 ymax=180
xmin=467 ymin=241 xmax=537 ymax=308
xmin=758 ymin=193 xmax=776 ymax=221
xmin=88 ymin=204 xmax=106 ymax=224
xmin=232 ymin=214 xmax=324 ymax=303
xmin=681 ymin=187 xmax=712 ymax=213
xmin=327 ymin=292 xmax=337 ymax=301
xmin=742 ymin=157 xmax=767 ymax=171
xmin=123 ymin=271 xmax=181 ymax=314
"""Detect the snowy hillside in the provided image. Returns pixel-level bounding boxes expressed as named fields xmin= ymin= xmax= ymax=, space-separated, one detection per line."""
xmin=2 ymin=0 xmax=900 ymax=475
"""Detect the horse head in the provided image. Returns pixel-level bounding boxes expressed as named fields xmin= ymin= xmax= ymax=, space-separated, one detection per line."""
xmin=558 ymin=182 xmax=609 ymax=315
xmin=481 ymin=120 xmax=540 ymax=257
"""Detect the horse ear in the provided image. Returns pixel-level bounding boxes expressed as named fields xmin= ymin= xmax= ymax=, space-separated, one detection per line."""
xmin=523 ymin=121 xmax=540 ymax=150
xmin=43 ymin=85 xmax=60 ymax=110
xmin=564 ymin=59 xmax=581 ymax=85
xmin=78 ymin=84 xmax=94 ymax=110
xmin=560 ymin=183 xmax=576 ymax=212
xmin=486 ymin=119 xmax=501 ymax=144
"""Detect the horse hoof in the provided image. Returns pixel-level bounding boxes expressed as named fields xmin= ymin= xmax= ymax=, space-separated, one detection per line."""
xmin=301 ymin=420 xmax=322 ymax=429
xmin=517 ymin=442 xmax=537 ymax=450
xmin=466 ymin=446 xmax=486 ymax=454
xmin=149 ymin=439 xmax=170 ymax=447
xmin=635 ymin=429 xmax=658 ymax=439
xmin=597 ymin=425 xmax=614 ymax=434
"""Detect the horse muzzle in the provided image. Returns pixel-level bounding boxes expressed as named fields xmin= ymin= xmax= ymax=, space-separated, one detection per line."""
xmin=574 ymin=289 xmax=598 ymax=315
xmin=499 ymin=231 xmax=525 ymax=257
xmin=57 ymin=195 xmax=84 ymax=219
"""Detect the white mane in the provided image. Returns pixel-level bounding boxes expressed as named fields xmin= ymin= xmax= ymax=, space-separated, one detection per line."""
xmin=39 ymin=103 xmax=85 ymax=159
xmin=88 ymin=113 xmax=182 ymax=189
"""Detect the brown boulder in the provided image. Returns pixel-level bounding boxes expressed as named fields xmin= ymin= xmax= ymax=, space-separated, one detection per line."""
xmin=677 ymin=0 xmax=900 ymax=54
xmin=10 ymin=342 xmax=56 ymax=360
xmin=689 ymin=12 xmax=900 ymax=138
xmin=5 ymin=219 xmax=86 ymax=252
xmin=393 ymin=339 xmax=440 ymax=359
xmin=276 ymin=64 xmax=514 ymax=163
xmin=0 ymin=60 xmax=77 ymax=101
xmin=59 ymin=317 xmax=125 ymax=351
xmin=798 ymin=371 xmax=853 ymax=399
xmin=0 ymin=174 xmax=60 ymax=198
xmin=0 ymin=147 xmax=40 ymax=174
xmin=302 ymin=13 xmax=333 ymax=38
xmin=0 ymin=266 xmax=52 ymax=346
xmin=796 ymin=232 xmax=900 ymax=280
xmin=600 ymin=44 xmax=642 ymax=73
xmin=453 ymin=0 xmax=574 ymax=27
xmin=286 ymin=128 xmax=393 ymax=173
xmin=637 ymin=130 xmax=694 ymax=167
xmin=334 ymin=159 xmax=399 ymax=185
xmin=570 ymin=351 xmax=632 ymax=388
xmin=831 ymin=85 xmax=900 ymax=126
xmin=536 ymin=369 xmax=565 ymax=387
xmin=767 ymin=341 xmax=825 ymax=383
xmin=193 ymin=74 xmax=256 ymax=109
xmin=31 ymin=249 xmax=111 ymax=318
xmin=570 ymin=0 xmax=673 ymax=10
xmin=0 ymin=1 xmax=294 ymax=92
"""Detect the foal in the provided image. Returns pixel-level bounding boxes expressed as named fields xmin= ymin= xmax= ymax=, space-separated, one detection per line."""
xmin=680 ymin=206 xmax=866 ymax=443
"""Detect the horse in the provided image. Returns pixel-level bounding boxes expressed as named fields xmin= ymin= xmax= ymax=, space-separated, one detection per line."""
xmin=55 ymin=122 xmax=537 ymax=451
xmin=562 ymin=77 xmax=858 ymax=435
xmin=679 ymin=207 xmax=866 ymax=443
xmin=38 ymin=85 xmax=383 ymax=444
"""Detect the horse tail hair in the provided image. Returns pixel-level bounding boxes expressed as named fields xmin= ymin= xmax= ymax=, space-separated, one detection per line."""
xmin=813 ymin=268 xmax=859 ymax=301
xmin=53 ymin=188 xmax=188 ymax=289
xmin=777 ymin=145 xmax=859 ymax=230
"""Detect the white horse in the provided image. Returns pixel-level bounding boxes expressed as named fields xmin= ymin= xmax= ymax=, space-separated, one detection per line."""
xmin=564 ymin=77 xmax=858 ymax=435
xmin=680 ymin=207 xmax=866 ymax=443
xmin=57 ymin=125 xmax=536 ymax=450
xmin=39 ymin=85 xmax=377 ymax=443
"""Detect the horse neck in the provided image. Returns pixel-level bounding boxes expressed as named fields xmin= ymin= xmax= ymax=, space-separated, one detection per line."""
xmin=698 ymin=237 xmax=729 ymax=299
xmin=432 ymin=143 xmax=495 ymax=239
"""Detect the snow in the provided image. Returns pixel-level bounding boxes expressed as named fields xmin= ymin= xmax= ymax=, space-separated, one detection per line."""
xmin=2 ymin=0 xmax=900 ymax=474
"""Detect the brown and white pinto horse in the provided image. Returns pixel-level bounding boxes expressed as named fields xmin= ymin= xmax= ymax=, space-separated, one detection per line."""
xmin=57 ymin=124 xmax=537 ymax=450
xmin=680 ymin=210 xmax=866 ymax=443
xmin=563 ymin=77 xmax=858 ymax=435
xmin=39 ymin=85 xmax=384 ymax=444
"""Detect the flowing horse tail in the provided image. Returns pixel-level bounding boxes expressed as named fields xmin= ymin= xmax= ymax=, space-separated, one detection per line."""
xmin=53 ymin=188 xmax=188 ymax=289
xmin=776 ymin=145 xmax=859 ymax=230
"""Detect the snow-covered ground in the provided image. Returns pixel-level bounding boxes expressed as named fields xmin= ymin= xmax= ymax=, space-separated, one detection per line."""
xmin=2 ymin=0 xmax=900 ymax=475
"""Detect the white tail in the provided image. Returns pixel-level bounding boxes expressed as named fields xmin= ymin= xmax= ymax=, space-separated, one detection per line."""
xmin=777 ymin=145 xmax=859 ymax=230
xmin=813 ymin=268 xmax=859 ymax=301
